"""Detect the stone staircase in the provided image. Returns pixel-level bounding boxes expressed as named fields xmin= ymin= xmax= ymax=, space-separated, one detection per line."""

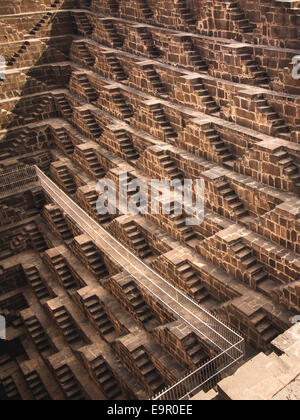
xmin=273 ymin=149 xmax=300 ymax=189
xmin=226 ymin=1 xmax=256 ymax=33
xmin=0 ymin=376 xmax=21 ymax=400
xmin=77 ymin=187 xmax=112 ymax=225
xmin=239 ymin=52 xmax=270 ymax=87
xmin=25 ymin=223 xmax=49 ymax=253
xmin=48 ymin=254 xmax=79 ymax=290
xmin=141 ymin=63 xmax=167 ymax=95
xmin=253 ymin=95 xmax=291 ymax=138
xmin=24 ymin=266 xmax=51 ymax=301
xmin=43 ymin=206 xmax=74 ymax=241
xmin=53 ymin=93 xmax=73 ymax=120
xmin=115 ymin=129 xmax=139 ymax=161
xmin=123 ymin=220 xmax=154 ymax=259
xmin=51 ymin=164 xmax=77 ymax=195
xmin=249 ymin=310 xmax=280 ymax=345
xmin=102 ymin=19 xmax=123 ymax=48
xmin=137 ymin=0 xmax=153 ymax=20
xmin=54 ymin=364 xmax=85 ymax=400
xmin=79 ymin=241 xmax=109 ymax=278
xmin=202 ymin=125 xmax=235 ymax=168
xmin=74 ymin=12 xmax=94 ymax=36
xmin=89 ymin=356 xmax=122 ymax=399
xmin=104 ymin=52 xmax=127 ymax=81
xmin=182 ymin=37 xmax=208 ymax=72
xmin=136 ymin=26 xmax=161 ymax=58
xmin=131 ymin=347 xmax=165 ymax=395
xmin=176 ymin=261 xmax=210 ymax=303
xmin=83 ymin=295 xmax=116 ymax=337
xmin=75 ymin=41 xmax=95 ymax=67
xmin=53 ymin=127 xmax=74 ymax=156
xmin=81 ymin=109 xmax=103 ymax=139
xmin=117 ymin=278 xmax=156 ymax=325
xmin=230 ymin=240 xmax=276 ymax=293
xmin=182 ymin=333 xmax=209 ymax=366
xmin=216 ymin=180 xmax=249 ymax=221
xmin=31 ymin=96 xmax=52 ymax=120
xmin=52 ymin=307 xmax=82 ymax=345
xmin=76 ymin=73 xmax=98 ymax=103
xmin=110 ymin=90 xmax=133 ymax=120
xmin=175 ymin=0 xmax=196 ymax=26
xmin=157 ymin=152 xmax=183 ymax=181
xmin=23 ymin=316 xmax=52 ymax=353
xmin=169 ymin=203 xmax=198 ymax=244
xmin=23 ymin=371 xmax=51 ymax=400
xmin=150 ymin=103 xmax=178 ymax=142
xmin=81 ymin=148 xmax=106 ymax=179
xmin=188 ymin=78 xmax=219 ymax=113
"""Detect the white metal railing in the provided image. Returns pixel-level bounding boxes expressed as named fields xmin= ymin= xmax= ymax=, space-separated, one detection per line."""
xmin=34 ymin=166 xmax=245 ymax=399
xmin=0 ymin=166 xmax=38 ymax=195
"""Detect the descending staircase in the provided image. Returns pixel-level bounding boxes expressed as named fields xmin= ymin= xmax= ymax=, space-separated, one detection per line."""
xmin=76 ymin=74 xmax=98 ymax=103
xmin=231 ymin=241 xmax=276 ymax=292
xmin=111 ymin=91 xmax=133 ymax=119
xmin=216 ymin=180 xmax=249 ymax=220
xmin=176 ymin=261 xmax=210 ymax=303
xmin=226 ymin=1 xmax=256 ymax=33
xmin=75 ymin=41 xmax=95 ymax=67
xmin=52 ymin=307 xmax=82 ymax=345
xmin=169 ymin=203 xmax=198 ymax=244
xmin=132 ymin=347 xmax=165 ymax=395
xmin=104 ymin=52 xmax=127 ymax=80
xmin=182 ymin=38 xmax=208 ymax=72
xmin=54 ymin=365 xmax=85 ymax=400
xmin=253 ymin=96 xmax=290 ymax=138
xmin=81 ymin=109 xmax=103 ymax=138
xmin=90 ymin=356 xmax=122 ymax=399
xmin=102 ymin=20 xmax=123 ymax=48
xmin=79 ymin=241 xmax=109 ymax=278
xmin=0 ymin=376 xmax=21 ymax=400
xmin=107 ymin=0 xmax=119 ymax=14
xmin=202 ymin=125 xmax=235 ymax=168
xmin=123 ymin=221 xmax=153 ymax=259
xmin=250 ymin=310 xmax=280 ymax=345
xmin=81 ymin=148 xmax=106 ymax=179
xmin=136 ymin=27 xmax=161 ymax=58
xmin=24 ymin=316 xmax=52 ymax=353
xmin=23 ymin=371 xmax=51 ymax=401
xmin=137 ymin=0 xmax=153 ymax=20
xmin=239 ymin=53 xmax=270 ymax=87
xmin=115 ymin=129 xmax=139 ymax=161
xmin=25 ymin=223 xmax=48 ymax=253
xmin=75 ymin=12 xmax=94 ymax=36
xmin=150 ymin=103 xmax=178 ymax=142
xmin=80 ymin=188 xmax=112 ymax=224
xmin=53 ymin=93 xmax=73 ymax=120
xmin=31 ymin=96 xmax=52 ymax=120
xmin=83 ymin=295 xmax=115 ymax=337
xmin=53 ymin=128 xmax=74 ymax=156
xmin=142 ymin=63 xmax=167 ymax=95
xmin=157 ymin=152 xmax=183 ymax=181
xmin=182 ymin=334 xmax=208 ymax=366
xmin=175 ymin=0 xmax=196 ymax=26
xmin=44 ymin=206 xmax=74 ymax=240
xmin=189 ymin=79 xmax=219 ymax=113
xmin=24 ymin=266 xmax=51 ymax=300
xmin=50 ymin=254 xmax=79 ymax=290
xmin=122 ymin=280 xmax=156 ymax=324
xmin=53 ymin=165 xmax=77 ymax=195
xmin=273 ymin=149 xmax=300 ymax=189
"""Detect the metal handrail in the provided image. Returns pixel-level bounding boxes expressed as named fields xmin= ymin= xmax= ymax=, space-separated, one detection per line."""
xmin=35 ymin=166 xmax=245 ymax=399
